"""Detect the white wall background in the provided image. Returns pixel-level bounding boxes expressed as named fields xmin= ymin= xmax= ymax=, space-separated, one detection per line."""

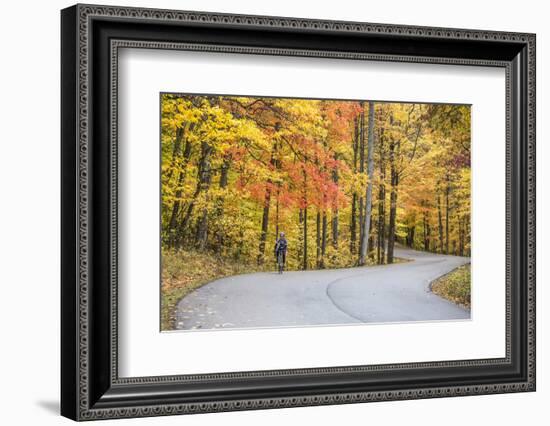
xmin=0 ymin=0 xmax=546 ymax=424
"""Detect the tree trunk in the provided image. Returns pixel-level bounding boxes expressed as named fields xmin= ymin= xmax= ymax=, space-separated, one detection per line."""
xmin=368 ymin=221 xmax=375 ymax=258
xmin=377 ymin=188 xmax=385 ymax=264
xmin=164 ymin=125 xmax=185 ymax=184
xmin=359 ymin=101 xmax=375 ymax=265
xmin=258 ymin=188 xmax=271 ymax=263
xmin=423 ymin=210 xmax=430 ymax=252
xmin=377 ymin=128 xmax=386 ymax=265
xmin=350 ymin=194 xmax=357 ymax=254
xmin=194 ymin=142 xmax=214 ymax=250
xmin=387 ymin=178 xmax=398 ymax=263
xmin=303 ymin=206 xmax=308 ymax=270
xmin=316 ymin=210 xmax=321 ymax=268
xmin=257 ymin=146 xmax=277 ymax=264
xmin=358 ymin=196 xmax=364 ymax=257
xmin=167 ymin=170 xmax=184 ymax=238
xmin=331 ymin=209 xmax=339 ymax=249
xmin=350 ymin=117 xmax=359 ymax=255
xmin=214 ymin=154 xmax=231 ymax=253
xmin=459 ymin=216 xmax=465 ymax=256
xmin=195 ymin=215 xmax=209 ymax=251
xmin=194 ymin=141 xmax=214 ymax=250
xmin=331 ymin=154 xmax=339 ymax=249
xmin=166 ymin=129 xmax=193 ymax=247
xmin=407 ymin=225 xmax=415 ymax=248
xmin=321 ymin=212 xmax=327 ymax=268
xmin=274 ymin=140 xmax=283 ymax=241
xmin=275 ymin=187 xmax=280 ymax=240
xmin=219 ymin=155 xmax=230 ymax=188
xmin=437 ymin=193 xmax=444 ymax=254
xmin=298 ymin=209 xmax=304 ymax=266
xmin=175 ymin=138 xmax=209 ymax=246
xmin=302 ymin=163 xmax=308 ymax=270
xmin=357 ymin=104 xmax=366 ymax=257
xmin=445 ymin=174 xmax=450 ymax=255
xmin=386 ymin=133 xmax=399 ymax=264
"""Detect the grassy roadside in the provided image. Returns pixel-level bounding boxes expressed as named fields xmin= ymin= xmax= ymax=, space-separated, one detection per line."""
xmin=431 ymin=264 xmax=471 ymax=309
xmin=161 ymin=250 xmax=271 ymax=331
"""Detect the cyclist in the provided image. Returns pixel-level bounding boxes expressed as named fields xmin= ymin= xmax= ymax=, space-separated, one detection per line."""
xmin=274 ymin=232 xmax=288 ymax=272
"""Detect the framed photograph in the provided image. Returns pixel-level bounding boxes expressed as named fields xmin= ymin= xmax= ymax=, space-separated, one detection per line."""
xmin=61 ymin=4 xmax=536 ymax=421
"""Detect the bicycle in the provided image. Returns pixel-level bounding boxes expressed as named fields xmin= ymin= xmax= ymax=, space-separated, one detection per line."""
xmin=277 ymin=250 xmax=285 ymax=274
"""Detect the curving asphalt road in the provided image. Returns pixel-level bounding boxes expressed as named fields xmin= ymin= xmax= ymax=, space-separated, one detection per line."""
xmin=175 ymin=246 xmax=470 ymax=331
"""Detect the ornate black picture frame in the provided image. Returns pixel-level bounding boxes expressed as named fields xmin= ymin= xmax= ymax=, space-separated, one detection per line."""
xmin=61 ymin=4 xmax=536 ymax=421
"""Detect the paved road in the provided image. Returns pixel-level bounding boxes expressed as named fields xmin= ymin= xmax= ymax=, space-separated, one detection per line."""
xmin=175 ymin=247 xmax=470 ymax=330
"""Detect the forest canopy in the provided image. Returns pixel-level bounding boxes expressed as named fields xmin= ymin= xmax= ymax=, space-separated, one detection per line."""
xmin=160 ymin=94 xmax=471 ymax=271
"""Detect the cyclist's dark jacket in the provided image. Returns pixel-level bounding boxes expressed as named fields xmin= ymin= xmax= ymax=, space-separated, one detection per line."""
xmin=274 ymin=238 xmax=288 ymax=256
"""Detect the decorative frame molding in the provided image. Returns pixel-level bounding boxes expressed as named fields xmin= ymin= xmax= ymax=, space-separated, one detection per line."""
xmin=61 ymin=4 xmax=535 ymax=421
